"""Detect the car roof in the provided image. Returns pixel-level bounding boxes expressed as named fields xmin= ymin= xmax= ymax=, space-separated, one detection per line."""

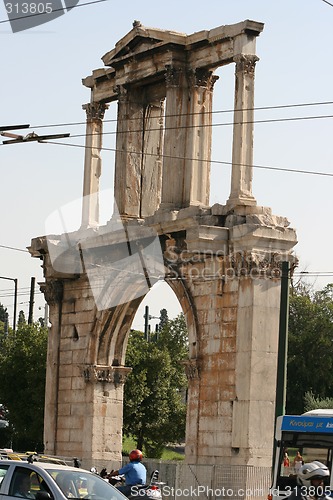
xmin=0 ymin=460 xmax=87 ymax=472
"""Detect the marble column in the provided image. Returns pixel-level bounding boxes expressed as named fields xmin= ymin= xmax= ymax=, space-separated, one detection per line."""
xmin=227 ymin=55 xmax=259 ymax=209
xmin=184 ymin=68 xmax=218 ymax=207
xmin=159 ymin=66 xmax=188 ymax=210
xmin=113 ymin=86 xmax=144 ymax=218
xmin=81 ymin=102 xmax=108 ymax=228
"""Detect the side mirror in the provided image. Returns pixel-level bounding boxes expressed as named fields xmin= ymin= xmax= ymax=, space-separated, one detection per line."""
xmin=36 ymin=491 xmax=52 ymax=500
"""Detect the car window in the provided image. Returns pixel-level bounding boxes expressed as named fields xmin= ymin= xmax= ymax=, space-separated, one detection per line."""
xmin=9 ymin=467 xmax=48 ymax=499
xmin=0 ymin=464 xmax=9 ymax=490
xmin=47 ymin=470 xmax=126 ymax=500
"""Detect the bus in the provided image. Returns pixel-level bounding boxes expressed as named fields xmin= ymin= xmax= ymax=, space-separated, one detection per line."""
xmin=270 ymin=410 xmax=333 ymax=499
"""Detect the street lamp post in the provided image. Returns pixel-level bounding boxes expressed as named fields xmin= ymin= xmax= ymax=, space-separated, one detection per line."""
xmin=0 ymin=276 xmax=18 ymax=330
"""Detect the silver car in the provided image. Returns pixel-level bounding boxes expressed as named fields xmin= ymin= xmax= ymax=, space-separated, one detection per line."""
xmin=0 ymin=460 xmax=127 ymax=500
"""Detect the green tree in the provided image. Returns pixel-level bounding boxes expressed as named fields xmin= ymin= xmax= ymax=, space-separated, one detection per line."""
xmin=0 ymin=321 xmax=48 ymax=450
xmin=123 ymin=314 xmax=188 ymax=457
xmin=158 ymin=309 xmax=169 ymax=331
xmin=303 ymin=391 xmax=333 ymax=412
xmin=0 ymin=303 xmax=8 ymax=323
xmin=18 ymin=310 xmax=26 ymax=326
xmin=287 ymin=283 xmax=333 ymax=414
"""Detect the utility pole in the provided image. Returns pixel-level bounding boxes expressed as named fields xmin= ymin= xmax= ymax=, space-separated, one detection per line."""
xmin=28 ymin=277 xmax=35 ymax=325
xmin=275 ymin=261 xmax=290 ymax=419
xmin=0 ymin=276 xmax=18 ymax=330
xmin=272 ymin=261 xmax=290 ymax=471
xmin=143 ymin=306 xmax=159 ymax=341
xmin=144 ymin=305 xmax=149 ymax=341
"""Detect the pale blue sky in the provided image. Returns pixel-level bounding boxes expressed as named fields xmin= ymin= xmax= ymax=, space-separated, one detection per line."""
xmin=1 ymin=0 xmax=333 ymax=328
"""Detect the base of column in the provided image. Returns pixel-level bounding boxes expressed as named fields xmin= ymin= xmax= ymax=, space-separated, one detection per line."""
xmin=226 ymin=194 xmax=257 ymax=210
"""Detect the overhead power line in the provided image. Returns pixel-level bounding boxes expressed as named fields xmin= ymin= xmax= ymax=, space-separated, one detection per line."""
xmin=1 ymin=271 xmax=332 ymax=300
xmin=64 ymin=112 xmax=333 ymax=141
xmin=3 ymin=110 xmax=333 ymax=147
xmin=40 ymin=139 xmax=333 ymax=179
xmin=0 ymin=244 xmax=29 ymax=253
xmin=25 ymin=100 xmax=333 ymax=131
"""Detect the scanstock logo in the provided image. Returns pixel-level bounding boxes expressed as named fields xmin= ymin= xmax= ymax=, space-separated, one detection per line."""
xmin=45 ymin=191 xmax=165 ymax=311
xmin=4 ymin=0 xmax=79 ymax=33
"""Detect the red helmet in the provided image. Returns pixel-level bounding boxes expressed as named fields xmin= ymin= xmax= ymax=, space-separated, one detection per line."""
xmin=129 ymin=449 xmax=143 ymax=462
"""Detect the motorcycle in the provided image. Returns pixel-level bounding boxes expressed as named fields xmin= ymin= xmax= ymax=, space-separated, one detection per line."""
xmin=105 ymin=469 xmax=164 ymax=500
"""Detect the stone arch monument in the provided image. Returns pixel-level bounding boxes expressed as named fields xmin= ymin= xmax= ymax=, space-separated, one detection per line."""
xmin=29 ymin=20 xmax=297 ymax=468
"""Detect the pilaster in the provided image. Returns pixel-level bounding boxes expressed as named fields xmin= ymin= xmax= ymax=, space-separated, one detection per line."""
xmin=41 ymin=279 xmax=64 ymax=456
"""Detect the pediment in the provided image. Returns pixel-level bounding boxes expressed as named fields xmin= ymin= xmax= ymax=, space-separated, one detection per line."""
xmin=101 ymin=19 xmax=264 ymax=68
xmin=102 ymin=21 xmax=187 ymax=66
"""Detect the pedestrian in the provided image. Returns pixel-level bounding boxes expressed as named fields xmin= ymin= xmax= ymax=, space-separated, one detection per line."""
xmin=293 ymin=450 xmax=304 ymax=472
xmin=283 ymin=451 xmax=290 ymax=467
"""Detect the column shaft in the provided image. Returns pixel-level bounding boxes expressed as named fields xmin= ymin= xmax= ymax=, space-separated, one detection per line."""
xmin=160 ymin=67 xmax=188 ymax=210
xmin=141 ymin=101 xmax=164 ymax=217
xmin=114 ymin=87 xmax=144 ymax=218
xmin=227 ymin=55 xmax=258 ymax=208
xmin=81 ymin=102 xmax=107 ymax=228
xmin=184 ymin=69 xmax=217 ymax=207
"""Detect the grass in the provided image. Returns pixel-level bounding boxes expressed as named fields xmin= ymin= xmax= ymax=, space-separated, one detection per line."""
xmin=122 ymin=435 xmax=184 ymax=461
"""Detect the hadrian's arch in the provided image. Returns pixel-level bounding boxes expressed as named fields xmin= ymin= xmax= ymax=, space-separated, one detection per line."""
xmin=29 ymin=20 xmax=297 ymax=469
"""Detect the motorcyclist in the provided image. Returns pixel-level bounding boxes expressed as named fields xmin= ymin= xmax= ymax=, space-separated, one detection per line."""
xmin=109 ymin=449 xmax=147 ymax=498
xmin=288 ymin=460 xmax=331 ymax=499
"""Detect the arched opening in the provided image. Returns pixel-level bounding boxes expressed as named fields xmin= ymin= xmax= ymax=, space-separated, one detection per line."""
xmin=107 ymin=278 xmax=197 ymax=458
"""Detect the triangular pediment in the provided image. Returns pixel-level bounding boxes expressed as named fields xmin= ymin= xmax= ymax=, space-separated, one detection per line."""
xmin=101 ymin=19 xmax=264 ymax=68
xmin=102 ymin=21 xmax=187 ymax=66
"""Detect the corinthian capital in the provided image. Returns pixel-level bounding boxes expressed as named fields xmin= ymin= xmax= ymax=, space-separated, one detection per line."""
xmin=41 ymin=280 xmax=64 ymax=305
xmin=113 ymin=85 xmax=128 ymax=102
xmin=165 ymin=65 xmax=183 ymax=87
xmin=83 ymin=102 xmax=108 ymax=121
xmin=233 ymin=54 xmax=259 ymax=76
xmin=188 ymin=68 xmax=219 ymax=90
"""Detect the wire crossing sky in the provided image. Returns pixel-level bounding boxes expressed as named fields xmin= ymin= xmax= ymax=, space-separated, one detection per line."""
xmin=1 ymin=0 xmax=333 ymax=327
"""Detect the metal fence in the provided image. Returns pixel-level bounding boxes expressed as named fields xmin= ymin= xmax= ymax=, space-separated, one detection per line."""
xmin=140 ymin=460 xmax=272 ymax=500
xmin=76 ymin=457 xmax=271 ymax=500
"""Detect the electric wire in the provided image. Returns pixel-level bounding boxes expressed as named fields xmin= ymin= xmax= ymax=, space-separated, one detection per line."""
xmin=0 ymin=244 xmax=29 ymax=253
xmin=1 ymin=101 xmax=333 ymax=298
xmin=1 ymin=271 xmax=333 ymax=300
xmin=26 ymin=100 xmax=333 ymax=131
xmin=40 ymin=139 xmax=333 ymax=178
xmin=58 ymin=112 xmax=333 ymax=140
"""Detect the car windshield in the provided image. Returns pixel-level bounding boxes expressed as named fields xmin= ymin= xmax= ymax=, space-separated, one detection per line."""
xmin=47 ymin=469 xmax=125 ymax=500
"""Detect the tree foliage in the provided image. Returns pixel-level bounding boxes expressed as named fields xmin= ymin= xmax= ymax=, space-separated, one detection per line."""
xmin=18 ymin=310 xmax=26 ymax=326
xmin=303 ymin=391 xmax=333 ymax=412
xmin=123 ymin=314 xmax=188 ymax=457
xmin=0 ymin=303 xmax=7 ymax=323
xmin=286 ymin=283 xmax=333 ymax=414
xmin=0 ymin=321 xmax=48 ymax=450
xmin=158 ymin=309 xmax=169 ymax=331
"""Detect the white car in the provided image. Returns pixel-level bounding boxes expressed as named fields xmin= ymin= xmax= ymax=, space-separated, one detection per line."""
xmin=0 ymin=460 xmax=127 ymax=500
